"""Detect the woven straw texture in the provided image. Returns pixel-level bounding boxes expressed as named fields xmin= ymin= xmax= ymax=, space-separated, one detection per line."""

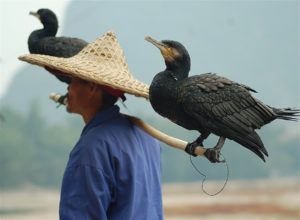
xmin=19 ymin=31 xmax=149 ymax=99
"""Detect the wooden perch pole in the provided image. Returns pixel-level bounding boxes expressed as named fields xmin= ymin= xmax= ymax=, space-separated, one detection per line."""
xmin=49 ymin=93 xmax=207 ymax=156
xmin=124 ymin=114 xmax=207 ymax=156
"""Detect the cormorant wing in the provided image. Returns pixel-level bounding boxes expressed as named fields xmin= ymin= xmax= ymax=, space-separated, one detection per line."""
xmin=177 ymin=73 xmax=274 ymax=160
xmin=35 ymin=37 xmax=88 ymax=58
xmin=177 ymin=73 xmax=274 ymax=132
xmin=35 ymin=37 xmax=88 ymax=83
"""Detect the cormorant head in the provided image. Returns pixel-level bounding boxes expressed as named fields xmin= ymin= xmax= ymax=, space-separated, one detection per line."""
xmin=145 ymin=36 xmax=190 ymax=78
xmin=30 ymin=9 xmax=58 ymax=33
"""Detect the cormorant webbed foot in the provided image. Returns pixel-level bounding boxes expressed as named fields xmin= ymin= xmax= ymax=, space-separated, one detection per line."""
xmin=185 ymin=133 xmax=210 ymax=157
xmin=185 ymin=141 xmax=201 ymax=157
xmin=185 ymin=135 xmax=206 ymax=157
xmin=204 ymin=136 xmax=226 ymax=163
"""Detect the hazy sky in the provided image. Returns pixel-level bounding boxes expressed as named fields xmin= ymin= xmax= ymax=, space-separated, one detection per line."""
xmin=0 ymin=0 xmax=299 ymax=103
xmin=0 ymin=0 xmax=299 ymax=164
xmin=0 ymin=0 xmax=70 ymax=97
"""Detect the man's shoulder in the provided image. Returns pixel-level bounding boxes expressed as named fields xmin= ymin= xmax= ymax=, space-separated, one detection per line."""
xmin=81 ymin=114 xmax=160 ymax=154
xmin=70 ymin=132 xmax=114 ymax=171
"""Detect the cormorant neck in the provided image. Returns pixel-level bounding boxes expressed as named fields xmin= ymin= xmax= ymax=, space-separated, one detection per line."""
xmin=43 ymin=22 xmax=58 ymax=36
xmin=165 ymin=57 xmax=190 ymax=80
xmin=28 ymin=29 xmax=49 ymax=53
xmin=28 ymin=23 xmax=58 ymax=53
xmin=29 ymin=23 xmax=58 ymax=40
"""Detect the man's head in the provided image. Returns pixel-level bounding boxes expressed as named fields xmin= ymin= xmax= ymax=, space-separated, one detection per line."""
xmin=19 ymin=31 xmax=150 ymax=110
xmin=67 ymin=77 xmax=119 ymax=118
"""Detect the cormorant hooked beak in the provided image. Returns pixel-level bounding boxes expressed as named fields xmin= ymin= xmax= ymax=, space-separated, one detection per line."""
xmin=145 ymin=36 xmax=175 ymax=62
xmin=29 ymin=11 xmax=41 ymax=20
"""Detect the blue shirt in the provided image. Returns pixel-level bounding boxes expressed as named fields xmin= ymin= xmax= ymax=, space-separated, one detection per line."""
xmin=59 ymin=105 xmax=163 ymax=220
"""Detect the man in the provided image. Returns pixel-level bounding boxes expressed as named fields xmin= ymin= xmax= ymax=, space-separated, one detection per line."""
xmin=19 ymin=31 xmax=163 ymax=219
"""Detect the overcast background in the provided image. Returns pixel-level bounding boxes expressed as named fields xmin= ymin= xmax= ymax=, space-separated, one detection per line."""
xmin=0 ymin=0 xmax=299 ymax=183
xmin=0 ymin=0 xmax=299 ymax=218
xmin=1 ymin=0 xmax=299 ymax=102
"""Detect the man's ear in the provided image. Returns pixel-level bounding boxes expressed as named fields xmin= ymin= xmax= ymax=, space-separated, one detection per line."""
xmin=87 ymin=82 xmax=101 ymax=97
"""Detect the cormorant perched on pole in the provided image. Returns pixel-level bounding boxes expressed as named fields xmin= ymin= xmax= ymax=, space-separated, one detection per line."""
xmin=28 ymin=8 xmax=88 ymax=83
xmin=145 ymin=36 xmax=299 ymax=163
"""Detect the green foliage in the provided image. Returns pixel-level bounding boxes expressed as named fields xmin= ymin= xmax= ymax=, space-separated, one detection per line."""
xmin=0 ymin=102 xmax=299 ymax=189
xmin=0 ymin=101 xmax=82 ymax=189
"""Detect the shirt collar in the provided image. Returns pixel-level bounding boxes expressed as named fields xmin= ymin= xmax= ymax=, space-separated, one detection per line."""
xmin=81 ymin=105 xmax=120 ymax=136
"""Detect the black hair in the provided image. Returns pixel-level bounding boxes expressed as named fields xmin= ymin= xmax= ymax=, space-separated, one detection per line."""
xmin=102 ymin=91 xmax=119 ymax=107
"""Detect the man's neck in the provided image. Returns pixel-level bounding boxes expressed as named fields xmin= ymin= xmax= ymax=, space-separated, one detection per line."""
xmin=81 ymin=106 xmax=102 ymax=124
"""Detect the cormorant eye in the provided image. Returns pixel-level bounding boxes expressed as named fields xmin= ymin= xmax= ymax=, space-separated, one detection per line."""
xmin=171 ymin=48 xmax=180 ymax=58
xmin=167 ymin=47 xmax=175 ymax=56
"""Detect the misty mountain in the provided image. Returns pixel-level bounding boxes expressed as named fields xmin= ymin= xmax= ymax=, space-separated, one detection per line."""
xmin=0 ymin=65 xmax=68 ymax=123
xmin=0 ymin=1 xmax=299 ymax=184
xmin=2 ymin=1 xmax=298 ymax=118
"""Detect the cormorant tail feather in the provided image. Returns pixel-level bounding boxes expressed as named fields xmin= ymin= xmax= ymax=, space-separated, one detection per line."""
xmin=233 ymin=132 xmax=268 ymax=162
xmin=273 ymin=107 xmax=300 ymax=121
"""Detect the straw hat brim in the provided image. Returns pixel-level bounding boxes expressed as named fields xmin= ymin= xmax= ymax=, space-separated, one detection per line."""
xmin=18 ymin=31 xmax=149 ymax=99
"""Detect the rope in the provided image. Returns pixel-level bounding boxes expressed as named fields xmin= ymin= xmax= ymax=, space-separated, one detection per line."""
xmin=189 ymin=153 xmax=229 ymax=196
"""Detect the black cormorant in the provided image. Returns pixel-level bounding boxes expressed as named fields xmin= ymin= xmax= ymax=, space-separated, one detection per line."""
xmin=28 ymin=8 xmax=88 ymax=83
xmin=145 ymin=36 xmax=299 ymax=163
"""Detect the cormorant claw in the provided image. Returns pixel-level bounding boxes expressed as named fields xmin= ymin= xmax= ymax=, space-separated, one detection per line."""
xmin=204 ymin=148 xmax=225 ymax=163
xmin=185 ymin=142 xmax=198 ymax=157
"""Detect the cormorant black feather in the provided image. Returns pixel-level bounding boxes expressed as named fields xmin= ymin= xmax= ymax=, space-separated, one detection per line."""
xmin=146 ymin=36 xmax=299 ymax=162
xmin=28 ymin=8 xmax=88 ymax=83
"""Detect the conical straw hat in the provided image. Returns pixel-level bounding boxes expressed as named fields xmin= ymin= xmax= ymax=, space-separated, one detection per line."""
xmin=19 ymin=31 xmax=149 ymax=99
